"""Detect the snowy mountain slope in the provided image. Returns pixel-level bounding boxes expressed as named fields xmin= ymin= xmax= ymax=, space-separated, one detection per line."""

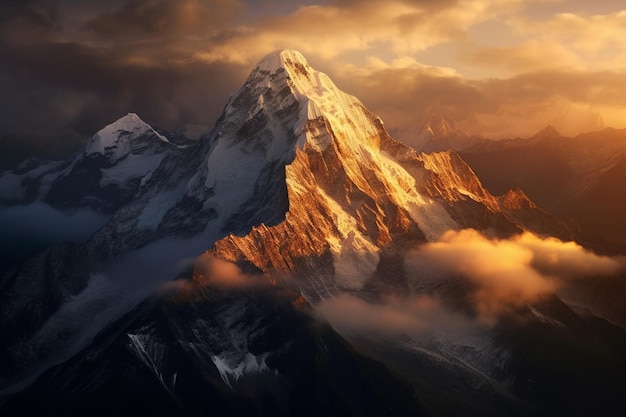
xmin=209 ymin=52 xmax=573 ymax=301
xmin=0 ymin=114 xmax=208 ymax=385
xmin=0 ymin=52 xmax=334 ymax=381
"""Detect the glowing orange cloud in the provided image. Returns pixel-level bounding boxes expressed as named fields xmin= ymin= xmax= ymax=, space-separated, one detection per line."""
xmin=406 ymin=229 xmax=624 ymax=323
xmin=194 ymin=253 xmax=269 ymax=288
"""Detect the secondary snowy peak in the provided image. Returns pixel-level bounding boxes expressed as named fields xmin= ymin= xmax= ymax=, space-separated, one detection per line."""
xmin=0 ymin=110 xmax=198 ymax=218
xmin=85 ymin=113 xmax=170 ymax=162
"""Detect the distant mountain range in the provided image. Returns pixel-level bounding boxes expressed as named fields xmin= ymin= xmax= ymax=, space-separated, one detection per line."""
xmin=459 ymin=126 xmax=626 ymax=247
xmin=410 ymin=114 xmax=626 ymax=248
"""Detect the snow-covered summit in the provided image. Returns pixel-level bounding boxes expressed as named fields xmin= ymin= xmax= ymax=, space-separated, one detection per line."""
xmin=254 ymin=49 xmax=379 ymax=151
xmin=85 ymin=113 xmax=170 ymax=162
xmin=195 ymin=48 xmax=384 ymax=188
xmin=0 ymin=111 xmax=191 ymax=214
xmin=256 ymin=49 xmax=309 ymax=73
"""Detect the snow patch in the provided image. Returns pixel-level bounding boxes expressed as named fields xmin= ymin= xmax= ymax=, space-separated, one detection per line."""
xmin=256 ymin=49 xmax=309 ymax=74
xmin=0 ymin=159 xmax=67 ymax=201
xmin=137 ymin=185 xmax=185 ymax=231
xmin=211 ymin=351 xmax=272 ymax=388
xmin=128 ymin=330 xmax=177 ymax=394
xmin=528 ymin=305 xmax=567 ymax=328
xmin=202 ymin=143 xmax=265 ymax=213
xmin=317 ymin=187 xmax=380 ymax=290
xmin=99 ymin=153 xmax=165 ymax=188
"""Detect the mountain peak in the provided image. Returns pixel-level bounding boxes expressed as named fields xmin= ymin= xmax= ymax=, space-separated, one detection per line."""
xmin=250 ymin=49 xmax=336 ymax=106
xmin=216 ymin=49 xmax=378 ymax=157
xmin=531 ymin=124 xmax=562 ymax=141
xmin=186 ymin=48 xmax=386 ymax=218
xmin=97 ymin=113 xmax=151 ymax=138
xmin=414 ymin=114 xmax=479 ymax=152
xmin=257 ymin=49 xmax=310 ymax=73
xmin=420 ymin=115 xmax=457 ymax=138
xmin=85 ymin=113 xmax=170 ymax=161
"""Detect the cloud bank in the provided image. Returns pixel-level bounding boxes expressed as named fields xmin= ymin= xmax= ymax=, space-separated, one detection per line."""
xmin=318 ymin=229 xmax=625 ymax=336
xmin=193 ymin=253 xmax=271 ymax=288
xmin=316 ymin=293 xmax=474 ymax=336
xmin=0 ymin=202 xmax=108 ymax=269
xmin=405 ymin=229 xmax=624 ymax=322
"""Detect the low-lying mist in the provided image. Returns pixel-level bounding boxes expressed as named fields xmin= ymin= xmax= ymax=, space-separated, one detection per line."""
xmin=0 ymin=202 xmax=108 ymax=270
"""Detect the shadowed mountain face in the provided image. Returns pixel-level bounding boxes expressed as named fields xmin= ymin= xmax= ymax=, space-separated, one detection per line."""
xmin=1 ymin=277 xmax=422 ymax=417
xmin=1 ymin=50 xmax=625 ymax=417
xmin=460 ymin=126 xmax=626 ymax=247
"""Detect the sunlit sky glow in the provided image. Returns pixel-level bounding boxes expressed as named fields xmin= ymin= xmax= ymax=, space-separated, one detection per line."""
xmin=1 ymin=0 xmax=625 ymax=154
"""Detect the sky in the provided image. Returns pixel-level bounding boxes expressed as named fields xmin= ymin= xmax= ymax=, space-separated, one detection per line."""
xmin=1 ymin=0 xmax=625 ymax=164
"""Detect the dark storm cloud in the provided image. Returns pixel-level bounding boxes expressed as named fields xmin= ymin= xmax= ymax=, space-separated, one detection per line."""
xmin=81 ymin=0 xmax=244 ymax=39
xmin=0 ymin=37 xmax=247 ymax=150
xmin=0 ymin=1 xmax=62 ymax=43
xmin=332 ymin=0 xmax=458 ymax=10
xmin=0 ymin=0 xmax=250 ymax=167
